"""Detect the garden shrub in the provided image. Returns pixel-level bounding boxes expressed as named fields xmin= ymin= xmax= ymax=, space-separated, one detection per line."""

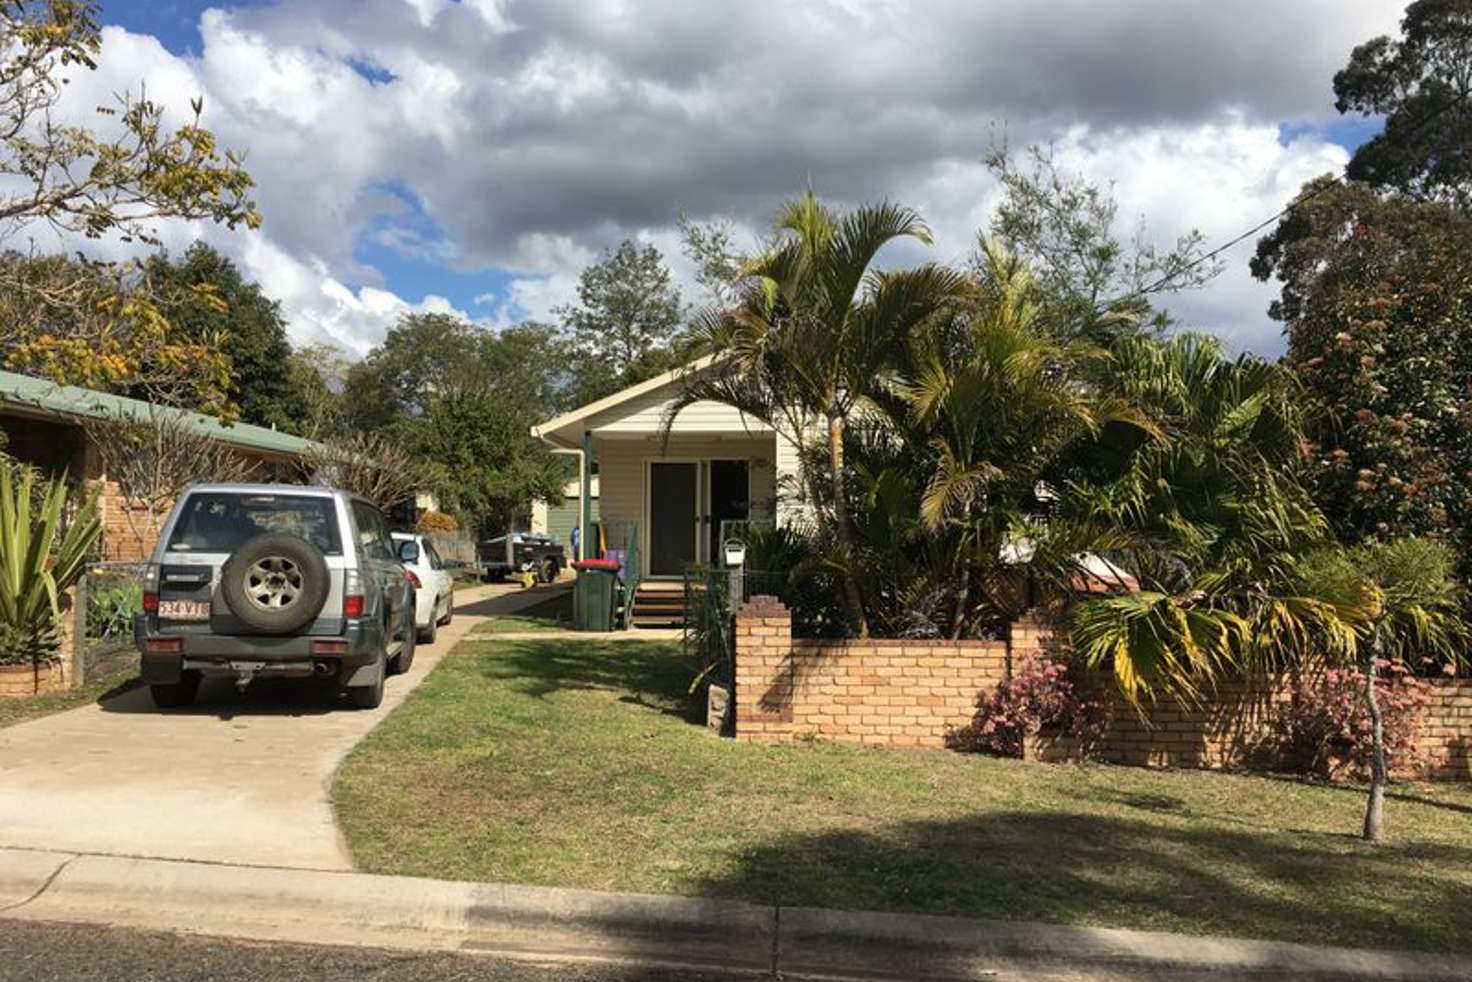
xmin=948 ymin=657 xmax=1106 ymax=759
xmin=740 ymin=523 xmax=848 ymax=638
xmin=1269 ymin=663 xmax=1431 ymax=780
xmin=86 ymin=583 xmax=143 ymax=640
xmin=415 ymin=510 xmax=460 ymax=533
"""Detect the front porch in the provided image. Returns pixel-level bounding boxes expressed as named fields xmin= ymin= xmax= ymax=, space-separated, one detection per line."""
xmin=594 ymin=433 xmax=778 ymax=581
xmin=532 ymin=358 xmax=798 ymax=592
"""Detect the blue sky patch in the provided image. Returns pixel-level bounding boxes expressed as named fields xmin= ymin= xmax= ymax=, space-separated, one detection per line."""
xmin=103 ymin=0 xmax=275 ymax=54
xmin=347 ymin=58 xmax=398 ymax=85
xmin=351 ymin=181 xmax=520 ymax=321
xmin=1279 ymin=115 xmax=1382 ymax=152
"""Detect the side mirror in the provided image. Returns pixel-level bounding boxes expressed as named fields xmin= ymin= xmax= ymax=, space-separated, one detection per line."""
xmin=397 ymin=540 xmax=421 ymax=564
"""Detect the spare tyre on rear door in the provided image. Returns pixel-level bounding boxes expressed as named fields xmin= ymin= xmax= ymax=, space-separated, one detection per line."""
xmin=220 ymin=532 xmax=331 ymax=634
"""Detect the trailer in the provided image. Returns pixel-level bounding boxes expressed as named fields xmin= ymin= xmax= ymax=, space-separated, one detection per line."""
xmin=477 ymin=532 xmax=566 ymax=585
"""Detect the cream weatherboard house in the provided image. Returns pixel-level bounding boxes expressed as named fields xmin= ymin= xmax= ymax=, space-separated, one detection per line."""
xmin=532 ymin=356 xmax=800 ymax=582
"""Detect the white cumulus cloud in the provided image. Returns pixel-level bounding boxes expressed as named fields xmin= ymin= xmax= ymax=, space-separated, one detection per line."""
xmin=31 ymin=0 xmax=1407 ymax=356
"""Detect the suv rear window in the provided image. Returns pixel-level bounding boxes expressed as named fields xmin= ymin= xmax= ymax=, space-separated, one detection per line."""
xmin=167 ymin=493 xmax=343 ymax=555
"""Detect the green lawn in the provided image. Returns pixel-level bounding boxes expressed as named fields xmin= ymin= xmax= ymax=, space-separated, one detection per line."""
xmin=0 ymin=668 xmax=139 ymax=729
xmin=470 ymin=592 xmax=573 ymax=635
xmin=332 ymin=636 xmax=1472 ymax=953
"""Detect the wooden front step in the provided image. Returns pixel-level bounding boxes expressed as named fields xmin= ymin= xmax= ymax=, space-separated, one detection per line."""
xmin=631 ymin=587 xmax=694 ymax=627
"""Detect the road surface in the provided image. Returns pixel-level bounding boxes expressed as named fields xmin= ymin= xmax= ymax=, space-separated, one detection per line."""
xmin=0 ymin=920 xmax=753 ymax=982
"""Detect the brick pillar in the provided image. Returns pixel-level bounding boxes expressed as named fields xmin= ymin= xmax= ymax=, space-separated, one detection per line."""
xmin=1007 ymin=610 xmax=1052 ymax=674
xmin=733 ymin=595 xmax=794 ymax=742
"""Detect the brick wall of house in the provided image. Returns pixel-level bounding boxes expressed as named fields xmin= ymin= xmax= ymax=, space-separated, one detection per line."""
xmin=94 ymin=478 xmax=167 ymax=562
xmin=733 ymin=596 xmax=1472 ymax=780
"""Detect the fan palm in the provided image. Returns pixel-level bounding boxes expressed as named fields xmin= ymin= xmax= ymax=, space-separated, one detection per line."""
xmin=1068 ymin=332 xmax=1345 ymax=704
xmin=672 ymin=192 xmax=970 ymax=636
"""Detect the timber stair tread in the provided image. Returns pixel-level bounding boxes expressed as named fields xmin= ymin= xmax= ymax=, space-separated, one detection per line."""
xmin=630 ymin=586 xmax=698 ymax=628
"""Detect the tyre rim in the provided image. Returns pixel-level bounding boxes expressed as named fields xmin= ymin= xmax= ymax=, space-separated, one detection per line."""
xmin=244 ymin=556 xmax=304 ymax=611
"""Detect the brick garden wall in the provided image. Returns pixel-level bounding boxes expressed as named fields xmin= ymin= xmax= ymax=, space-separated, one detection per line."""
xmin=733 ymin=594 xmax=1044 ymax=747
xmin=733 ymin=596 xmax=1472 ymax=780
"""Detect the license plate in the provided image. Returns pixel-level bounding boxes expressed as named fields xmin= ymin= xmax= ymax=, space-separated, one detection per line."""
xmin=229 ymin=661 xmax=266 ymax=673
xmin=158 ymin=599 xmax=210 ymax=621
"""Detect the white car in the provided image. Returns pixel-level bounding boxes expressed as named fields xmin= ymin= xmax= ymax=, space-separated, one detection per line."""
xmin=391 ymin=533 xmax=455 ymax=643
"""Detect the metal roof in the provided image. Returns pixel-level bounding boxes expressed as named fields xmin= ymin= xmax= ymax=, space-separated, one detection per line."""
xmin=0 ymin=369 xmax=321 ymax=458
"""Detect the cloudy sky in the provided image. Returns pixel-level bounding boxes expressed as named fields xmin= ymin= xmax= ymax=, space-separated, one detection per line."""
xmin=64 ymin=0 xmax=1403 ymax=357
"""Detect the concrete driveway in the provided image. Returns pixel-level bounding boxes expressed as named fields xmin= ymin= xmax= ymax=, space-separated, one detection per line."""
xmin=0 ymin=581 xmax=568 ymax=871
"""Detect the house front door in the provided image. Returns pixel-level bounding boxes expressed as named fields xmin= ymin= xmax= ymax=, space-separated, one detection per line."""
xmin=649 ymin=461 xmax=699 ymax=577
xmin=707 ymin=459 xmax=749 ymax=565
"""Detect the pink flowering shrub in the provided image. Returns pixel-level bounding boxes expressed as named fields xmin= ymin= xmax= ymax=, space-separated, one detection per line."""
xmin=1270 ymin=662 xmax=1431 ymax=780
xmin=948 ymin=657 xmax=1105 ymax=758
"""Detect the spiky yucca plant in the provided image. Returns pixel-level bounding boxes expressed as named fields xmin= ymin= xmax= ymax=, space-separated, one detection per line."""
xmin=0 ymin=458 xmax=101 ymax=666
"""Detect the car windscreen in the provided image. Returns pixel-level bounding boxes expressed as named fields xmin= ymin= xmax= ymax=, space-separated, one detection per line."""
xmin=166 ymin=493 xmax=343 ymax=555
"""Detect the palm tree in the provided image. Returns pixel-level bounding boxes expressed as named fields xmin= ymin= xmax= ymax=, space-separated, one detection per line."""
xmin=1068 ymin=332 xmax=1342 ymax=704
xmin=673 ymin=193 xmax=969 ymax=636
xmin=1297 ymin=540 xmax=1465 ymax=842
xmin=866 ymin=240 xmax=1154 ymax=636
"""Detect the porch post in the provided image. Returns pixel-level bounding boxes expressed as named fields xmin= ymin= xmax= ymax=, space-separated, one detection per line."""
xmin=580 ymin=429 xmax=593 ymax=560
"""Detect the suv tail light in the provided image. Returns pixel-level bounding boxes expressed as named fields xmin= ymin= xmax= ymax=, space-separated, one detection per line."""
xmin=343 ymin=569 xmax=364 ymax=619
xmin=405 ymin=570 xmax=421 ymax=590
xmin=142 ymin=563 xmax=160 ymax=615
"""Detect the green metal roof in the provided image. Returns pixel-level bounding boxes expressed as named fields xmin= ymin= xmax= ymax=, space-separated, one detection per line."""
xmin=0 ymin=369 xmax=321 ymax=458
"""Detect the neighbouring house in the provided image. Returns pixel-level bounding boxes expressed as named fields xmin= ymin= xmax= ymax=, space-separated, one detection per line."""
xmin=530 ymin=476 xmax=600 ymax=554
xmin=0 ymin=369 xmax=321 ymax=561
xmin=532 ymin=355 xmax=795 ymax=584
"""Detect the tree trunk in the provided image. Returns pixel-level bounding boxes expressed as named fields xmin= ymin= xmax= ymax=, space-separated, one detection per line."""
xmin=826 ymin=406 xmax=869 ymax=638
xmin=1362 ymin=650 xmax=1387 ymax=843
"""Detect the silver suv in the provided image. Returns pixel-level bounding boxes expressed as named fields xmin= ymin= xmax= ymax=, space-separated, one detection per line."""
xmin=134 ymin=484 xmax=417 ymax=710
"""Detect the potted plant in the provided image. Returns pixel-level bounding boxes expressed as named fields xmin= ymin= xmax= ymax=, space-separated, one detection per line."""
xmin=0 ymin=459 xmax=100 ymax=698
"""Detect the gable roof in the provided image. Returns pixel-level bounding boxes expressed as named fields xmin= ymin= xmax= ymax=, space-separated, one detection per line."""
xmin=531 ymin=354 xmax=718 ymax=449
xmin=0 ymin=369 xmax=321 ymax=458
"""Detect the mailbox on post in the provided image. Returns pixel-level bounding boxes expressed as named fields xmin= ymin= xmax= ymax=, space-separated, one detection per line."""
xmin=722 ymin=538 xmax=746 ymax=607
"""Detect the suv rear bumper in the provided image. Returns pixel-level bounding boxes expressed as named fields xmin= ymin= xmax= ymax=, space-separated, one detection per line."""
xmin=135 ymin=616 xmax=386 ymax=684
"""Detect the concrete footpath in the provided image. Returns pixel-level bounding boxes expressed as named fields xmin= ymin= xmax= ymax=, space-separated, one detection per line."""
xmin=0 ymin=847 xmax=1465 ymax=982
xmin=0 ymin=582 xmax=568 ymax=870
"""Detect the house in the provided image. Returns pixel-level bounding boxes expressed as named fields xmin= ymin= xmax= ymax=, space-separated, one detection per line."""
xmin=0 ymin=369 xmax=321 ymax=561
xmin=532 ymin=356 xmax=797 ymax=583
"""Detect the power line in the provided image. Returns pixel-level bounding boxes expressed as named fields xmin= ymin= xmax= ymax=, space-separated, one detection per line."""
xmin=1125 ymin=180 xmax=1339 ymax=301
xmin=1105 ymin=98 xmax=1462 ymax=310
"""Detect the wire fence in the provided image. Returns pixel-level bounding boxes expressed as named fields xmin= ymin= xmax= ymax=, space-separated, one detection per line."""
xmin=73 ymin=561 xmax=147 ymax=684
xmin=682 ymin=565 xmax=789 ymax=697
